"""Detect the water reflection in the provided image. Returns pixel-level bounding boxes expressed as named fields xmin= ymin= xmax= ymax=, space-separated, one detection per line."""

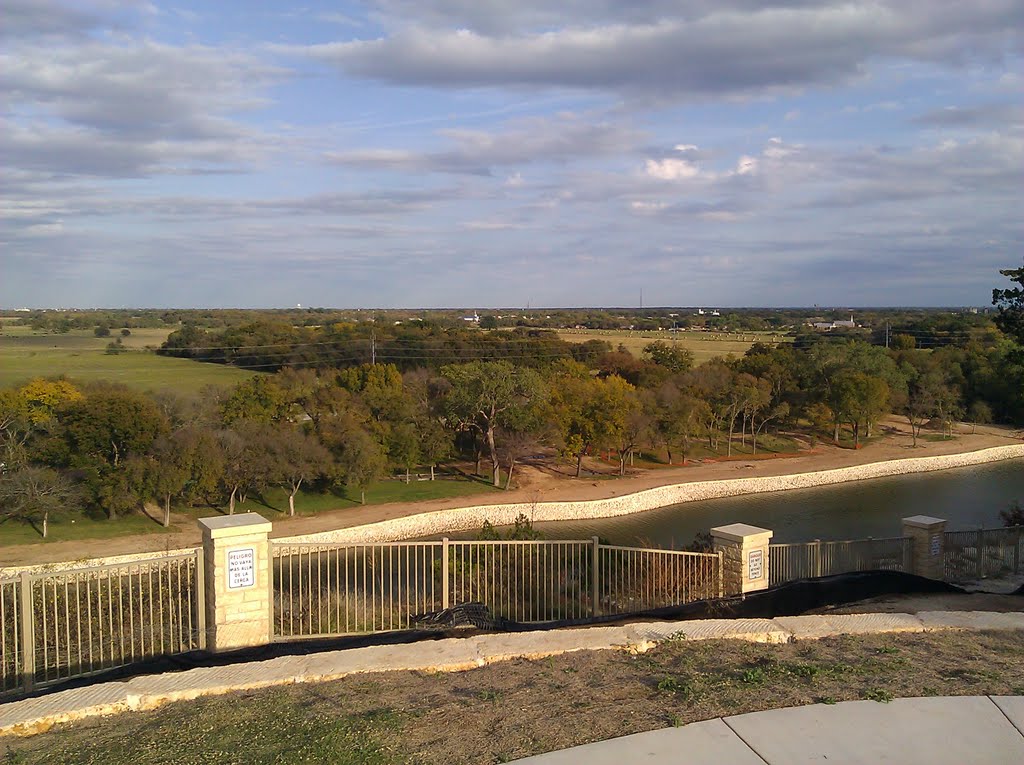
xmin=475 ymin=459 xmax=1024 ymax=548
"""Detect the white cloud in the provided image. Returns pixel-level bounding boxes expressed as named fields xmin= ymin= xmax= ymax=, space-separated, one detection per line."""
xmin=645 ymin=157 xmax=701 ymax=180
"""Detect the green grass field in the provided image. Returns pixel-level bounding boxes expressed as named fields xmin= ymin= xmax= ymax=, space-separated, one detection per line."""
xmin=0 ymin=326 xmax=257 ymax=393
xmin=556 ymin=328 xmax=790 ymax=364
xmin=0 ymin=477 xmax=500 ymax=547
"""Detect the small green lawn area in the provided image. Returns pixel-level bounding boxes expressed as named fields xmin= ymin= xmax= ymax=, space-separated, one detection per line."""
xmin=0 ymin=512 xmax=175 ymax=547
xmin=0 ymin=329 xmax=256 ymax=394
xmin=0 ymin=477 xmax=501 ymax=546
xmin=225 ymin=477 xmax=502 ymax=517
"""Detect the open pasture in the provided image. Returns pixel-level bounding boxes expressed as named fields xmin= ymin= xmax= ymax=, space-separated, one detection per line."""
xmin=0 ymin=327 xmax=256 ymax=393
xmin=557 ymin=328 xmax=791 ymax=364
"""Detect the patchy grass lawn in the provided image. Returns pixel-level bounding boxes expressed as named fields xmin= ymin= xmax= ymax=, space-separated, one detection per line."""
xmin=0 ymin=513 xmax=175 ymax=548
xmin=0 ymin=329 xmax=255 ymax=393
xmin=557 ymin=329 xmax=791 ymax=365
xmin=196 ymin=478 xmax=502 ymax=519
xmin=6 ymin=630 xmax=1023 ymax=765
xmin=0 ymin=478 xmax=501 ymax=547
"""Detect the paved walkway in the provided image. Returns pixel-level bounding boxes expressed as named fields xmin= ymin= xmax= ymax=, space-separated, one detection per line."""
xmin=512 ymin=695 xmax=1024 ymax=764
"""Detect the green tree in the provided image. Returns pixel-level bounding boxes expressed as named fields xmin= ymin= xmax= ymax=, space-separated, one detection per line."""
xmin=148 ymin=436 xmax=190 ymax=527
xmin=441 ymin=361 xmax=545 ymax=487
xmin=266 ymin=425 xmax=331 ymax=516
xmin=337 ymin=426 xmax=386 ymax=504
xmin=216 ymin=424 xmax=273 ymax=514
xmin=992 ymin=264 xmax=1024 ymax=344
xmin=0 ymin=466 xmax=82 ymax=538
xmin=835 ymin=373 xmax=890 ymax=448
xmin=967 ymin=400 xmax=993 ymax=434
xmin=643 ymin=341 xmax=695 ymax=374
xmin=53 ymin=389 xmax=169 ymax=519
xmin=221 ymin=376 xmax=288 ymax=425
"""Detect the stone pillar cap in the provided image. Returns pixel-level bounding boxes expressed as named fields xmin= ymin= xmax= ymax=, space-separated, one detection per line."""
xmin=902 ymin=515 xmax=946 ymax=529
xmin=199 ymin=513 xmax=272 ymax=539
xmin=710 ymin=523 xmax=773 ymax=542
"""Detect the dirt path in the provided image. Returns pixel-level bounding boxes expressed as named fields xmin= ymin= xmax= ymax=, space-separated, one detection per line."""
xmin=3 ymin=419 xmax=1021 ymax=567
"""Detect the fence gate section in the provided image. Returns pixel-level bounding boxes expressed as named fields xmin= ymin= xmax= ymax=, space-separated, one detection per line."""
xmin=944 ymin=526 xmax=1023 ymax=583
xmin=1 ymin=550 xmax=205 ymax=697
xmin=769 ymin=537 xmax=912 ymax=587
xmin=271 ymin=539 xmax=723 ymax=640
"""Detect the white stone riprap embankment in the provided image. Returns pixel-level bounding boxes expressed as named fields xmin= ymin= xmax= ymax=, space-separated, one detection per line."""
xmin=279 ymin=445 xmax=1024 ymax=545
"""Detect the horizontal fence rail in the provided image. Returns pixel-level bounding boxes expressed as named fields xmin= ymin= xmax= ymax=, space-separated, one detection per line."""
xmin=272 ymin=539 xmax=723 ymax=640
xmin=944 ymin=526 xmax=1023 ymax=582
xmin=769 ymin=537 xmax=911 ymax=586
xmin=1 ymin=551 xmax=205 ymax=696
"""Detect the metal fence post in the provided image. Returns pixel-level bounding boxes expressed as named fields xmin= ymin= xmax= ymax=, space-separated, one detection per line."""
xmin=19 ymin=572 xmax=34 ymax=694
xmin=591 ymin=536 xmax=600 ymax=617
xmin=977 ymin=528 xmax=986 ymax=578
xmin=718 ymin=550 xmax=725 ymax=599
xmin=441 ymin=538 xmax=450 ymax=610
xmin=194 ymin=547 xmax=207 ymax=651
xmin=1014 ymin=530 xmax=1021 ymax=575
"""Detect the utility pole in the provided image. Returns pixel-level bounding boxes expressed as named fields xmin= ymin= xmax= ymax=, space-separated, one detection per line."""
xmin=885 ymin=321 xmax=890 ymax=349
xmin=371 ymin=329 xmax=376 ymax=365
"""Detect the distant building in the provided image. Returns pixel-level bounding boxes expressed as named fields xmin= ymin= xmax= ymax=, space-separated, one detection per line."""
xmin=811 ymin=315 xmax=857 ymax=331
xmin=461 ymin=311 xmax=480 ymax=323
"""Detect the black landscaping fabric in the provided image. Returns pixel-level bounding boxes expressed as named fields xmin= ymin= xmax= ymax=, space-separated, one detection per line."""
xmin=4 ymin=571 xmax=998 ymax=702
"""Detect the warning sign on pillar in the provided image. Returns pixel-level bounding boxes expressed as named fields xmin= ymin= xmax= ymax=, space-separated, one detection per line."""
xmin=748 ymin=549 xmax=764 ymax=581
xmin=227 ymin=547 xmax=256 ymax=589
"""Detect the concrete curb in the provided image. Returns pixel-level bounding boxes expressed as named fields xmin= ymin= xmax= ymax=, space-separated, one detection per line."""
xmin=3 ymin=609 xmax=1023 ymax=738
xmin=279 ymin=444 xmax=1024 ymax=544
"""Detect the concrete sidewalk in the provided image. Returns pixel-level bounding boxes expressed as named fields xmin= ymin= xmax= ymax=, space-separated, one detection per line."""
xmin=513 ymin=695 xmax=1024 ymax=764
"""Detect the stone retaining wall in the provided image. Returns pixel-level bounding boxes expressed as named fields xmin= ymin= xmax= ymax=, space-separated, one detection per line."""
xmin=279 ymin=445 xmax=1024 ymax=545
xmin=0 ymin=548 xmax=199 ymax=577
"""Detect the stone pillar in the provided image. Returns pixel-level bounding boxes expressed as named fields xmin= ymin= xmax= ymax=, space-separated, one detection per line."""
xmin=902 ymin=515 xmax=946 ymax=580
xmin=199 ymin=513 xmax=273 ymax=652
xmin=710 ymin=523 xmax=773 ymax=596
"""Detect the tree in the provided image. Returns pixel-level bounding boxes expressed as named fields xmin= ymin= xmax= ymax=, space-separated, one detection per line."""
xmin=835 ymin=373 xmax=889 ymax=448
xmin=992 ymin=263 xmax=1024 ymax=345
xmin=148 ymin=436 xmax=190 ymax=527
xmin=216 ymin=424 xmax=273 ymax=514
xmin=967 ymin=400 xmax=993 ymax=434
xmin=0 ymin=466 xmax=82 ymax=538
xmin=18 ymin=378 xmax=83 ymax=425
xmin=53 ymin=389 xmax=169 ymax=518
xmin=267 ymin=425 xmax=331 ymax=516
xmin=336 ymin=426 xmax=386 ymax=504
xmin=93 ymin=326 xmax=111 ymax=337
xmin=0 ymin=388 xmax=32 ymax=469
xmin=652 ymin=382 xmax=708 ymax=465
xmin=441 ymin=361 xmax=544 ymax=487
xmin=404 ymin=369 xmax=453 ymax=480
xmin=643 ymin=341 xmax=695 ymax=374
xmin=221 ymin=376 xmax=289 ymax=425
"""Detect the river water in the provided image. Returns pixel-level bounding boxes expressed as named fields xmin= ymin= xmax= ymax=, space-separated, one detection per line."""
xmin=481 ymin=459 xmax=1024 ymax=547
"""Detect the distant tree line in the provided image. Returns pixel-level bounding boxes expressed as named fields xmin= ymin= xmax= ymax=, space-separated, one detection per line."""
xmin=2 ymin=268 xmax=1020 ymax=537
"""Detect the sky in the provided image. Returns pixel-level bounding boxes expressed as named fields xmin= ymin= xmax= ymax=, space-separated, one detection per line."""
xmin=1 ymin=1 xmax=1022 ymax=309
